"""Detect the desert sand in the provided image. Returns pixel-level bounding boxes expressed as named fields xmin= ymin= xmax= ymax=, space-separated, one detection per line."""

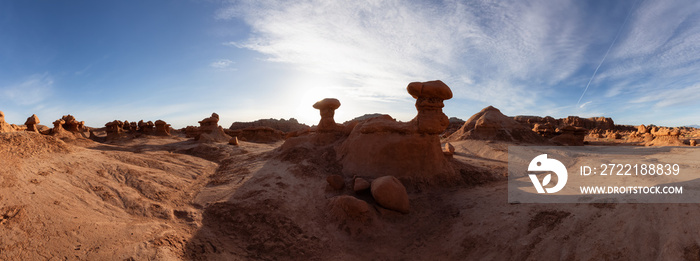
xmin=1 ymin=81 xmax=699 ymax=260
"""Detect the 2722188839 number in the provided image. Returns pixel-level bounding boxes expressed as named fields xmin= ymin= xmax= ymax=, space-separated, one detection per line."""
xmin=597 ymin=164 xmax=680 ymax=176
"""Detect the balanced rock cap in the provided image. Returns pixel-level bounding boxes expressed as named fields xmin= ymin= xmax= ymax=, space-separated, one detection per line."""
xmin=313 ymin=98 xmax=341 ymax=110
xmin=25 ymin=114 xmax=40 ymax=125
xmin=406 ymin=80 xmax=453 ymax=100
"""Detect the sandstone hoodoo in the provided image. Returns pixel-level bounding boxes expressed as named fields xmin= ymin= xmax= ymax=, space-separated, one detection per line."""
xmin=196 ymin=113 xmax=232 ymax=143
xmin=337 ymin=80 xmax=456 ymax=181
xmin=313 ymin=98 xmax=342 ymax=132
xmin=24 ymin=114 xmax=40 ymax=132
xmin=154 ymin=120 xmax=171 ymax=136
xmin=446 ymin=106 xmax=548 ymax=144
xmin=646 ymin=127 xmax=684 ymax=146
xmin=370 ymin=176 xmax=410 ymax=214
xmin=0 ymin=111 xmax=14 ymax=133
xmin=49 ymin=115 xmax=88 ymax=139
xmin=407 ymin=80 xmax=452 ymax=135
xmin=138 ymin=120 xmax=155 ymax=135
xmin=104 ymin=120 xmax=125 ymax=140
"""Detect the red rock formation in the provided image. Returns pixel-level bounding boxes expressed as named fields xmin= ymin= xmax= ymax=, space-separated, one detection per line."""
xmin=371 ymin=176 xmax=410 ymax=214
xmin=550 ymin=125 xmax=587 ymax=146
xmin=24 ymin=114 xmax=40 ymax=133
xmin=646 ymin=127 xmax=684 ymax=146
xmin=196 ymin=113 xmax=232 ymax=143
xmin=313 ymin=98 xmax=342 ymax=132
xmin=446 ymin=106 xmax=548 ymax=144
xmin=229 ymin=118 xmax=309 ymax=133
xmin=532 ymin=123 xmax=556 ymax=138
xmin=337 ymin=81 xmax=456 ymax=181
xmin=105 ymin=120 xmax=125 ymax=140
xmin=0 ymin=111 xmax=15 ymax=133
xmin=154 ymin=120 xmax=171 ymax=136
xmin=227 ymin=126 xmax=283 ymax=143
xmin=407 ymin=80 xmax=452 ymax=134
xmin=138 ymin=120 xmax=155 ymax=135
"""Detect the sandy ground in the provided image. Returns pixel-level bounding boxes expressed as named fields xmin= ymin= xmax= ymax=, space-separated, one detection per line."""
xmin=2 ymin=132 xmax=700 ymax=260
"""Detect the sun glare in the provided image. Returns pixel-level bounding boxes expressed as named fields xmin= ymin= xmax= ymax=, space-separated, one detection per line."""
xmin=295 ymin=84 xmax=338 ymax=126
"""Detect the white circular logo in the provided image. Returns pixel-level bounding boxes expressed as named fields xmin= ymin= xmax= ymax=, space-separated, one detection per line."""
xmin=528 ymin=154 xmax=568 ymax=193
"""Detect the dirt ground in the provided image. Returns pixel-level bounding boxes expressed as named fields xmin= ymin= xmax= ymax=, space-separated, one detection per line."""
xmin=1 ymin=132 xmax=700 ymax=260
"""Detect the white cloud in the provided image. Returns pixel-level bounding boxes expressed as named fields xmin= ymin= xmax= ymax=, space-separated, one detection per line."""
xmin=218 ymin=0 xmax=700 ymax=124
xmin=1 ymin=73 xmax=54 ymax=106
xmin=210 ymin=59 xmax=235 ymax=69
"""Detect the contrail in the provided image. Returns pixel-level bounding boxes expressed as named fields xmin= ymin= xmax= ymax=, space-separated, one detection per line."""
xmin=577 ymin=0 xmax=638 ymax=106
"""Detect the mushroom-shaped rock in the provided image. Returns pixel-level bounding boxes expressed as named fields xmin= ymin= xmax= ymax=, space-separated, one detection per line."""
xmin=370 ymin=176 xmax=410 ymax=214
xmin=25 ymin=114 xmax=40 ymax=132
xmin=313 ymin=98 xmax=341 ymax=132
xmin=138 ymin=120 xmax=155 ymax=135
xmin=198 ymin=113 xmax=220 ymax=134
xmin=406 ymin=80 xmax=453 ymax=134
xmin=154 ymin=120 xmax=171 ymax=136
xmin=61 ymin=115 xmax=82 ymax=132
xmin=52 ymin=119 xmax=66 ymax=134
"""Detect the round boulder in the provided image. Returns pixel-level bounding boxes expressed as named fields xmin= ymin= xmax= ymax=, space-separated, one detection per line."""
xmin=370 ymin=176 xmax=410 ymax=214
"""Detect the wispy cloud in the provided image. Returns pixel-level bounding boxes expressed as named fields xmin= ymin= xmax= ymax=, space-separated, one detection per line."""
xmin=210 ymin=59 xmax=236 ymax=70
xmin=218 ymin=0 xmax=700 ymax=124
xmin=1 ymin=73 xmax=54 ymax=106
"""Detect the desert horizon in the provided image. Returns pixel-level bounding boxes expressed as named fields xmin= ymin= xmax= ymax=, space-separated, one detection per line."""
xmin=2 ymin=0 xmax=700 ymax=260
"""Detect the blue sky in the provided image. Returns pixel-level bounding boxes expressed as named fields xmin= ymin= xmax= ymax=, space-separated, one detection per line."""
xmin=1 ymin=0 xmax=699 ymax=128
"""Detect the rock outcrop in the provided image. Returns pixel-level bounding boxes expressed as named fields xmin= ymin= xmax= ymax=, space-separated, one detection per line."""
xmin=313 ymin=98 xmax=342 ymax=132
xmin=50 ymin=115 xmax=87 ymax=139
xmin=0 ymin=111 xmax=15 ymax=133
xmin=229 ymin=118 xmax=309 ymax=133
xmin=514 ymin=115 xmax=621 ymax=133
xmin=227 ymin=126 xmax=284 ymax=143
xmin=446 ymin=106 xmax=548 ymax=144
xmin=24 ymin=114 xmax=40 ymax=132
xmin=370 ymin=176 xmax=410 ymax=214
xmin=337 ymin=80 xmax=456 ymax=181
xmin=195 ymin=113 xmax=232 ymax=143
xmin=138 ymin=120 xmax=155 ymax=135
xmin=154 ymin=120 xmax=171 ymax=136
xmin=550 ymin=125 xmax=587 ymax=146
xmin=646 ymin=127 xmax=684 ymax=146
xmin=407 ymin=80 xmax=452 ymax=135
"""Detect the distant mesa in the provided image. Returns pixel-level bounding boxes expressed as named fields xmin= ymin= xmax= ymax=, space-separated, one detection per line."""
xmin=230 ymin=118 xmax=309 ymax=133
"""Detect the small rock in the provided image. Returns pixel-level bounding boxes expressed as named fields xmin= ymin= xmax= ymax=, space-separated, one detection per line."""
xmin=370 ymin=176 xmax=410 ymax=214
xmin=690 ymin=140 xmax=697 ymax=146
xmin=327 ymin=174 xmax=345 ymax=190
xmin=353 ymin=178 xmax=370 ymax=192
xmin=229 ymin=136 xmax=239 ymax=146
